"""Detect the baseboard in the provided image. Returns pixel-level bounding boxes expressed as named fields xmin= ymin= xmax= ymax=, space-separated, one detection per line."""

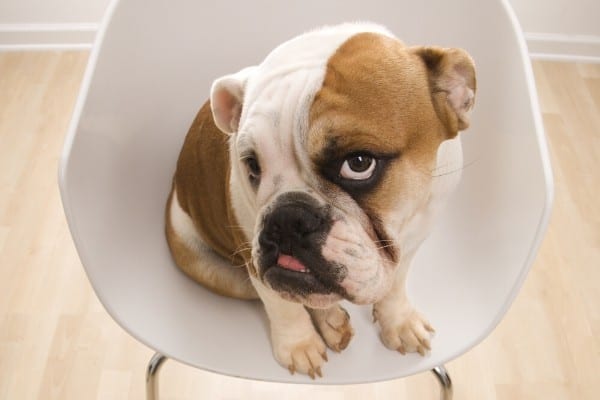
xmin=2 ymin=23 xmax=600 ymax=63
xmin=526 ymin=32 xmax=600 ymax=63
xmin=0 ymin=23 xmax=97 ymax=51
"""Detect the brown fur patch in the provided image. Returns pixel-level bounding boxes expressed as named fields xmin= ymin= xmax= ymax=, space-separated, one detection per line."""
xmin=166 ymin=101 xmax=256 ymax=298
xmin=173 ymin=101 xmax=250 ymax=265
xmin=308 ymin=32 xmax=446 ymax=219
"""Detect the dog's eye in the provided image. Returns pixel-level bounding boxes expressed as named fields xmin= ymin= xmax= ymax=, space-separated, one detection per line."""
xmin=243 ymin=156 xmax=261 ymax=185
xmin=340 ymin=154 xmax=376 ymax=180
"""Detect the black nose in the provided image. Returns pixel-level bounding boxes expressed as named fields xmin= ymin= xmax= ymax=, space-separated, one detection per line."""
xmin=259 ymin=192 xmax=329 ymax=256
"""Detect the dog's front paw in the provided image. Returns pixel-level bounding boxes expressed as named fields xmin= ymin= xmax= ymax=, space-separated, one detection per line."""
xmin=374 ymin=306 xmax=435 ymax=356
xmin=272 ymin=329 xmax=328 ymax=379
xmin=308 ymin=304 xmax=354 ymax=352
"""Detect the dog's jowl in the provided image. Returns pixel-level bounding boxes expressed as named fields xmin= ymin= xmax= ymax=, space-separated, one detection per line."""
xmin=166 ymin=22 xmax=476 ymax=378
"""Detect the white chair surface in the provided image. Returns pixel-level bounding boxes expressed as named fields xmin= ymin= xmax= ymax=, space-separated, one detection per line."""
xmin=59 ymin=0 xmax=553 ymax=384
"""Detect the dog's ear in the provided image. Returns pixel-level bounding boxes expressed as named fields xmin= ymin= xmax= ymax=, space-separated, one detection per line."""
xmin=210 ymin=66 xmax=256 ymax=134
xmin=412 ymin=46 xmax=476 ymax=138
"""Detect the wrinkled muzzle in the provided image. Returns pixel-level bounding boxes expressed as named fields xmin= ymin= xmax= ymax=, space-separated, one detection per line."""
xmin=254 ymin=192 xmax=347 ymax=305
xmin=253 ymin=191 xmax=394 ymax=307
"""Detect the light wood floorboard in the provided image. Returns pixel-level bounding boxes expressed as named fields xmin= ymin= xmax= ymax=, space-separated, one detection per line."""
xmin=0 ymin=52 xmax=598 ymax=399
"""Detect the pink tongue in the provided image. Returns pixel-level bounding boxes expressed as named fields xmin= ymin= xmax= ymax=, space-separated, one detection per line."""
xmin=277 ymin=254 xmax=308 ymax=272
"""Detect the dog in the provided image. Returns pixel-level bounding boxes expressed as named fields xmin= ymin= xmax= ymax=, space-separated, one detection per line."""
xmin=166 ymin=22 xmax=476 ymax=378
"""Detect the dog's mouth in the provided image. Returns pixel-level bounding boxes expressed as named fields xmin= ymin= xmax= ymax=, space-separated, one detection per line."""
xmin=261 ymin=252 xmax=344 ymax=297
xmin=277 ymin=253 xmax=310 ymax=273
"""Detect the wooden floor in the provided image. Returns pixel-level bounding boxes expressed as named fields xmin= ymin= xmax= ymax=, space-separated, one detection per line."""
xmin=0 ymin=51 xmax=598 ymax=400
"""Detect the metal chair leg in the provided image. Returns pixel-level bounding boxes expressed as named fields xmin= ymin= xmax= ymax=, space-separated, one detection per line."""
xmin=146 ymin=352 xmax=168 ymax=400
xmin=431 ymin=365 xmax=453 ymax=400
xmin=145 ymin=353 xmax=450 ymax=400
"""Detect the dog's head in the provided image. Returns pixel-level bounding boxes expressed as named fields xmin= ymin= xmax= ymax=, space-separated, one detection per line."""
xmin=210 ymin=24 xmax=475 ymax=308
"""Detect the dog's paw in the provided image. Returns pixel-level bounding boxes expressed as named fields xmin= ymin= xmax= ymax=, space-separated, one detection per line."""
xmin=272 ymin=329 xmax=328 ymax=379
xmin=308 ymin=305 xmax=354 ymax=352
xmin=374 ymin=307 xmax=435 ymax=356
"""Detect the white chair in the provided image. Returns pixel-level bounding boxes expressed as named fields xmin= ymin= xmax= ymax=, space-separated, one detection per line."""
xmin=58 ymin=0 xmax=553 ymax=398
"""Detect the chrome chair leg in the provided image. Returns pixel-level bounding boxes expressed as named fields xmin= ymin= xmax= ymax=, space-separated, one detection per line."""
xmin=146 ymin=352 xmax=168 ymax=400
xmin=145 ymin=353 xmax=450 ymax=400
xmin=431 ymin=365 xmax=453 ymax=400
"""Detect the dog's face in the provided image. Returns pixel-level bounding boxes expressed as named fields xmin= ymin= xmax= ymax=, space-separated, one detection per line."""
xmin=210 ymin=27 xmax=475 ymax=308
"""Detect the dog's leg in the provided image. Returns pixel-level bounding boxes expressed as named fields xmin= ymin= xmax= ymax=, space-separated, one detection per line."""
xmin=251 ymin=277 xmax=327 ymax=378
xmin=372 ymin=255 xmax=435 ymax=356
xmin=307 ymin=304 xmax=354 ymax=353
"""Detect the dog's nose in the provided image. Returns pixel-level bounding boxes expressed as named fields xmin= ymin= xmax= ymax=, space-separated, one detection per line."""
xmin=259 ymin=192 xmax=328 ymax=255
xmin=266 ymin=203 xmax=323 ymax=239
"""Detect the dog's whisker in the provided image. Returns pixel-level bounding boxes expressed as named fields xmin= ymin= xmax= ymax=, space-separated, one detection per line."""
xmin=232 ymin=243 xmax=252 ymax=252
xmin=430 ymin=161 xmax=452 ymax=173
xmin=374 ymin=237 xmax=399 ymax=251
xmin=431 ymin=166 xmax=464 ymax=178
xmin=431 ymin=158 xmax=478 ymax=178
xmin=232 ymin=261 xmax=250 ymax=269
xmin=225 ymin=224 xmax=248 ymax=231
xmin=231 ymin=246 xmax=253 ymax=258
xmin=233 ymin=246 xmax=252 ymax=252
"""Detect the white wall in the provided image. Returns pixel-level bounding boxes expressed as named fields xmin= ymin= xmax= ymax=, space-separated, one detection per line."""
xmin=510 ymin=0 xmax=600 ymax=37
xmin=0 ymin=0 xmax=598 ymax=60
xmin=0 ymin=0 xmax=110 ymax=49
xmin=509 ymin=0 xmax=600 ymax=61
xmin=0 ymin=0 xmax=110 ymax=24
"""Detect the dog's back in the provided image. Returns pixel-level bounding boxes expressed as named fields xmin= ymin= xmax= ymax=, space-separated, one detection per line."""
xmin=165 ymin=101 xmax=257 ymax=299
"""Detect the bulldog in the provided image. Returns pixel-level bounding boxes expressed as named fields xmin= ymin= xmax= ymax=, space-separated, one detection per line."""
xmin=166 ymin=22 xmax=476 ymax=378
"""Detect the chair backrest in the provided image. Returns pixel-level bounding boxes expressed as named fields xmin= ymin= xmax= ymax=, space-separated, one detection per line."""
xmin=59 ymin=0 xmax=553 ymax=384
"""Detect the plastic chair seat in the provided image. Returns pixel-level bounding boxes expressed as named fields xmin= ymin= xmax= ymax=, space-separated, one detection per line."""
xmin=59 ymin=0 xmax=553 ymax=384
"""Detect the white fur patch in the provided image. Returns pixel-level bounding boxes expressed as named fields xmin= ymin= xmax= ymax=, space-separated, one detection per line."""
xmin=322 ymin=218 xmax=393 ymax=305
xmin=170 ymin=188 xmax=215 ymax=254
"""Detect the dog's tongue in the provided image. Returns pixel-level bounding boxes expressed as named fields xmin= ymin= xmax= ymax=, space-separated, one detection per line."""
xmin=277 ymin=254 xmax=308 ymax=272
